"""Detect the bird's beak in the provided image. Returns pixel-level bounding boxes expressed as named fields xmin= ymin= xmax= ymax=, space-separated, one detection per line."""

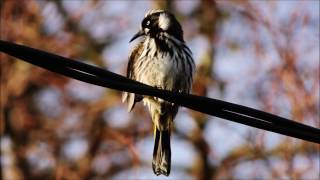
xmin=130 ymin=30 xmax=145 ymax=42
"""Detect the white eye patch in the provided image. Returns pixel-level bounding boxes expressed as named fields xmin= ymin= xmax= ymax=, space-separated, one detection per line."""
xmin=158 ymin=13 xmax=170 ymax=30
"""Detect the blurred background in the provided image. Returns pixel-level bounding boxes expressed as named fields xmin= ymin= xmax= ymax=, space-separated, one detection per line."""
xmin=1 ymin=0 xmax=319 ymax=179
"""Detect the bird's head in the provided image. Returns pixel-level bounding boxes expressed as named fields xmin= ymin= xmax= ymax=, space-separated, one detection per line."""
xmin=130 ymin=10 xmax=184 ymax=43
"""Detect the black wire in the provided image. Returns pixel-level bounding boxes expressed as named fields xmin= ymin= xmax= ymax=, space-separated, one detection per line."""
xmin=0 ymin=40 xmax=319 ymax=144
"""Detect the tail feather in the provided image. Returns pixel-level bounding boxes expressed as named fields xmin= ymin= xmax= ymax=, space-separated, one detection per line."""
xmin=152 ymin=128 xmax=171 ymax=176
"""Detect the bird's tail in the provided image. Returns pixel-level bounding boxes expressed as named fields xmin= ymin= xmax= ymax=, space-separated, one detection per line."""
xmin=152 ymin=127 xmax=171 ymax=176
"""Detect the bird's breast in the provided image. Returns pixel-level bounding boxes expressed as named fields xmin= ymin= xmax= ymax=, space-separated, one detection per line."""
xmin=133 ymin=37 xmax=191 ymax=92
xmin=139 ymin=52 xmax=178 ymax=90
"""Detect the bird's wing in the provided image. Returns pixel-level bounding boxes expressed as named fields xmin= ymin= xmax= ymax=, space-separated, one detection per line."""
xmin=122 ymin=43 xmax=143 ymax=112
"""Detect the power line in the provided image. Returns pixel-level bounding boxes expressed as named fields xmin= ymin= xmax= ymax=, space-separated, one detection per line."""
xmin=0 ymin=40 xmax=319 ymax=144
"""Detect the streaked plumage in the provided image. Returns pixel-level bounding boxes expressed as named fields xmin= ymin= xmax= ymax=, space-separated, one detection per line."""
xmin=122 ymin=10 xmax=195 ymax=176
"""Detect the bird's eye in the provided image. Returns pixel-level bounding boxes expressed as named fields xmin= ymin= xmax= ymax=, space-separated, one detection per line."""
xmin=146 ymin=20 xmax=150 ymax=26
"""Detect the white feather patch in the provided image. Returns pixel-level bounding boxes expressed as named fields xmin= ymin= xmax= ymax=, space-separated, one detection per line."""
xmin=158 ymin=13 xmax=170 ymax=30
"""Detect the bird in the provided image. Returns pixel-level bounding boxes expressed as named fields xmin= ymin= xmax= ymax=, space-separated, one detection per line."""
xmin=122 ymin=10 xmax=195 ymax=176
